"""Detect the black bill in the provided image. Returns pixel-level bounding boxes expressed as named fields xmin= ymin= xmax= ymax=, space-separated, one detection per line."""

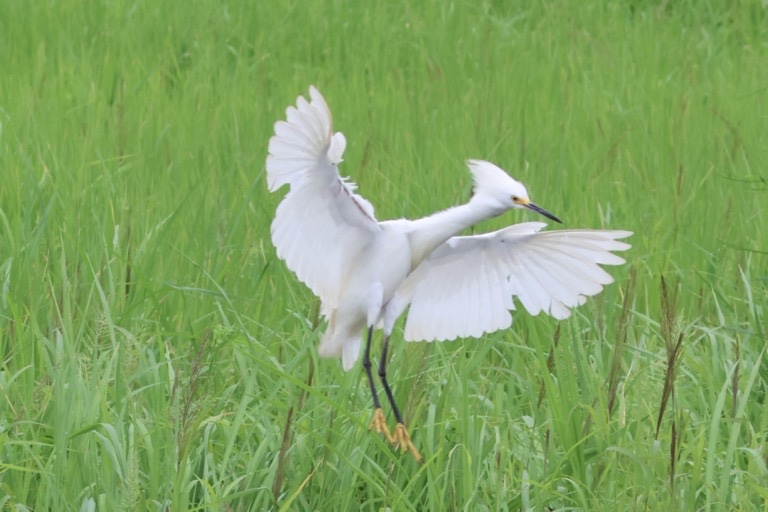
xmin=525 ymin=202 xmax=562 ymax=223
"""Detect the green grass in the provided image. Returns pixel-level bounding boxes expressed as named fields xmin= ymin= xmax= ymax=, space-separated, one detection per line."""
xmin=1 ymin=0 xmax=767 ymax=510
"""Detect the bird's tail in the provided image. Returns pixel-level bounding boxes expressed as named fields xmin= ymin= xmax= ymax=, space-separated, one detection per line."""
xmin=318 ymin=310 xmax=362 ymax=371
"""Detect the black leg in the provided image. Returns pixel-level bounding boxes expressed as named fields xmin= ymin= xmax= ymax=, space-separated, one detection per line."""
xmin=369 ymin=330 xmax=422 ymax=461
xmin=378 ymin=333 xmax=404 ymax=424
xmin=362 ymin=326 xmax=381 ymax=409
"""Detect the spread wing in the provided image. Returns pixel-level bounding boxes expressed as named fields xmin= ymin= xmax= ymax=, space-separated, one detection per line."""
xmin=267 ymin=86 xmax=380 ymax=309
xmin=396 ymin=222 xmax=632 ymax=341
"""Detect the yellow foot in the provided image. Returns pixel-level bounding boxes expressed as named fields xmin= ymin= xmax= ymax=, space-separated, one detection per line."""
xmin=393 ymin=422 xmax=423 ymax=462
xmin=368 ymin=409 xmax=423 ymax=462
xmin=369 ymin=408 xmax=396 ymax=443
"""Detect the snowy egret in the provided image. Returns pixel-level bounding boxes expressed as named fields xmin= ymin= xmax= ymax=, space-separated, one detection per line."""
xmin=266 ymin=86 xmax=631 ymax=461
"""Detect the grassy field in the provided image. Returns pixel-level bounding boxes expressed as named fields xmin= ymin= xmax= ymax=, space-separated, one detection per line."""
xmin=1 ymin=0 xmax=767 ymax=510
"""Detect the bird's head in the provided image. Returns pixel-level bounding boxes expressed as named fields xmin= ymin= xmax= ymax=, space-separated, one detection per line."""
xmin=466 ymin=160 xmax=562 ymax=223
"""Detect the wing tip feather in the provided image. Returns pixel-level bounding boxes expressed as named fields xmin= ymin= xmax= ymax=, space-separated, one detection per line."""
xmin=266 ymin=85 xmax=340 ymax=191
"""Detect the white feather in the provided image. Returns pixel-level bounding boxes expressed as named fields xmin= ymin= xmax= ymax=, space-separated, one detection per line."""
xmin=398 ymin=223 xmax=632 ymax=341
xmin=266 ymin=86 xmax=380 ymax=310
xmin=267 ymin=87 xmax=632 ymax=371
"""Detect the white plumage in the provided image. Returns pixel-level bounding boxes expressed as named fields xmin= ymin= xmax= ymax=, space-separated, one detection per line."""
xmin=396 ymin=222 xmax=630 ymax=341
xmin=266 ymin=86 xmax=631 ymax=370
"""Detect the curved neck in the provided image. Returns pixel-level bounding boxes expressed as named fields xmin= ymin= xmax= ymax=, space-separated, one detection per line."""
xmin=407 ymin=197 xmax=505 ymax=266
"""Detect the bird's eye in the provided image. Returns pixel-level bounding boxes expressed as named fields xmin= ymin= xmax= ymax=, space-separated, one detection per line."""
xmin=512 ymin=196 xmax=520 ymax=203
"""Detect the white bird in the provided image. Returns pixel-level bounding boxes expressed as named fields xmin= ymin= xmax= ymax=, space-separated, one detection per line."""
xmin=266 ymin=86 xmax=631 ymax=461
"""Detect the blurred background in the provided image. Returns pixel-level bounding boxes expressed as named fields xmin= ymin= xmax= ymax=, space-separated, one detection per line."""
xmin=0 ymin=1 xmax=766 ymax=510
